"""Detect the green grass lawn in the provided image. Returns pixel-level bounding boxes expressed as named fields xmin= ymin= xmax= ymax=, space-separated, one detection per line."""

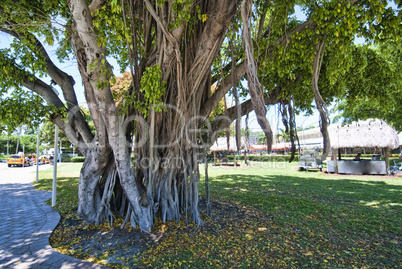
xmin=35 ymin=163 xmax=82 ymax=215
xmin=201 ymin=162 xmax=401 ymax=231
xmin=35 ymin=162 xmax=401 ymax=268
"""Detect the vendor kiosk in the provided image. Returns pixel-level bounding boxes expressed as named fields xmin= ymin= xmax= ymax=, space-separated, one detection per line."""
xmin=327 ymin=120 xmax=398 ymax=175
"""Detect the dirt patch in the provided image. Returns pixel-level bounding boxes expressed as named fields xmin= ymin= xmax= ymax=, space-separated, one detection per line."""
xmin=50 ymin=215 xmax=154 ymax=267
xmin=50 ymin=198 xmax=273 ymax=268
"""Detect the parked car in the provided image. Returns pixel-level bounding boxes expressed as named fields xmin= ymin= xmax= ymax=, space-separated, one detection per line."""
xmin=40 ymin=156 xmax=50 ymax=164
xmin=26 ymin=154 xmax=37 ymax=165
xmin=7 ymin=155 xmax=30 ymax=167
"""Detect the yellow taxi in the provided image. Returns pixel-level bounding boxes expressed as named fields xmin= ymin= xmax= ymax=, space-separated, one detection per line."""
xmin=41 ymin=156 xmax=50 ymax=164
xmin=7 ymin=155 xmax=30 ymax=167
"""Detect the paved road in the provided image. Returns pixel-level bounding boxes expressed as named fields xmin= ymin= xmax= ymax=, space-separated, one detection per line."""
xmin=0 ymin=163 xmax=107 ymax=268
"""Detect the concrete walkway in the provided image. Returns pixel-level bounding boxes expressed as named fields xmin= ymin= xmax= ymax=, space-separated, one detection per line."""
xmin=0 ymin=163 xmax=107 ymax=268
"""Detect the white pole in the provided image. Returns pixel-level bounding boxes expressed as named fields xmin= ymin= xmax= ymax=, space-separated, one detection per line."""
xmin=36 ymin=126 xmax=40 ymax=184
xmin=23 ymin=145 xmax=25 ymax=168
xmin=52 ymin=125 xmax=59 ymax=207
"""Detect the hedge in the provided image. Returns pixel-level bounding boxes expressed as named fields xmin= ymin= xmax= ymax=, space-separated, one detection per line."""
xmin=71 ymin=156 xmax=86 ymax=163
xmin=225 ymin=154 xmax=299 ymax=162
xmin=62 ymin=157 xmax=72 ymax=162
xmin=340 ymin=153 xmax=399 ymax=158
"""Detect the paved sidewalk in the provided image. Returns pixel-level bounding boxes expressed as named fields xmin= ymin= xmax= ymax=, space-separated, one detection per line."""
xmin=0 ymin=164 xmax=107 ymax=268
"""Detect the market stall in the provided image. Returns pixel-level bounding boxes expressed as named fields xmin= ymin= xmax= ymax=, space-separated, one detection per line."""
xmin=327 ymin=119 xmax=399 ymax=175
xmin=248 ymin=143 xmax=292 ymax=155
xmin=249 ymin=145 xmax=267 ymax=155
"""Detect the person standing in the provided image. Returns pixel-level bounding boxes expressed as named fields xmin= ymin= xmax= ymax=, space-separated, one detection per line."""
xmin=353 ymin=153 xmax=361 ymax=161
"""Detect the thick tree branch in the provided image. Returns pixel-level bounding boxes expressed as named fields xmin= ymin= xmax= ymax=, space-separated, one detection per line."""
xmin=23 ymin=78 xmax=83 ymax=149
xmin=88 ymin=0 xmax=107 ymax=15
xmin=68 ymin=0 xmax=115 ymax=121
xmin=241 ymin=0 xmax=274 ymax=151
xmin=188 ymin=0 xmax=239 ymax=99
xmin=0 ymin=19 xmax=95 ymax=148
xmin=69 ymin=24 xmax=105 ymax=136
xmin=0 ymin=26 xmax=79 ymax=109
xmin=22 ymin=76 xmax=94 ymax=145
xmin=201 ymin=61 xmax=247 ymax=118
xmin=209 ymin=87 xmax=282 ymax=143
xmin=22 ymin=78 xmax=64 ymax=108
xmin=312 ymin=39 xmax=331 ymax=161
xmin=68 ymin=0 xmax=117 ymax=157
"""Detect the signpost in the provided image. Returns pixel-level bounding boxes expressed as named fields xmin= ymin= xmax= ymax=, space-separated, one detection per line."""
xmin=36 ymin=126 xmax=40 ymax=184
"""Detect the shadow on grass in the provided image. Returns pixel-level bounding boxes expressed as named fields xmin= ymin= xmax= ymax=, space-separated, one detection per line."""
xmin=195 ymin=173 xmax=401 ymax=268
xmin=35 ymin=177 xmax=79 ymax=215
xmin=203 ymin=173 xmax=401 ymax=233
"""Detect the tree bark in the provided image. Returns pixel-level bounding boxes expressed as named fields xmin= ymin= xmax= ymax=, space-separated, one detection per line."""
xmin=66 ymin=0 xmax=239 ymax=231
xmin=241 ymin=0 xmax=273 ymax=152
xmin=312 ymin=39 xmax=331 ymax=161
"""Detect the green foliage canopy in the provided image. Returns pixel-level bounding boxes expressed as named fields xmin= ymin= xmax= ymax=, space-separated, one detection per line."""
xmin=0 ymin=0 xmax=400 ymax=132
xmin=332 ymin=43 xmax=402 ymax=131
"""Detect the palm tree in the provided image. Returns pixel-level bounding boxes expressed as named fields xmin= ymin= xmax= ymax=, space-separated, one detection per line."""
xmin=275 ymin=129 xmax=290 ymax=144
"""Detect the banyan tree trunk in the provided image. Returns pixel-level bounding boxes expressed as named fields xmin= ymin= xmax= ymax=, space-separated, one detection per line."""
xmin=69 ymin=0 xmax=238 ymax=232
xmin=77 ymin=146 xmax=113 ymax=224
xmin=77 ymin=140 xmax=202 ymax=231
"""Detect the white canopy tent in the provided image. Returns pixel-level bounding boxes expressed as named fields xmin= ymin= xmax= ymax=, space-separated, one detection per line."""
xmin=210 ymin=137 xmax=246 ymax=152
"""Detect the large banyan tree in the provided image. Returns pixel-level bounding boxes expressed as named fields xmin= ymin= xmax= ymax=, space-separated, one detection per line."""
xmin=0 ymin=0 xmax=400 ymax=230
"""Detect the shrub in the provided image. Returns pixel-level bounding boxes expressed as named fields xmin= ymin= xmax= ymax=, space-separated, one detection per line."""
xmin=225 ymin=154 xmax=299 ymax=162
xmin=71 ymin=156 xmax=86 ymax=163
